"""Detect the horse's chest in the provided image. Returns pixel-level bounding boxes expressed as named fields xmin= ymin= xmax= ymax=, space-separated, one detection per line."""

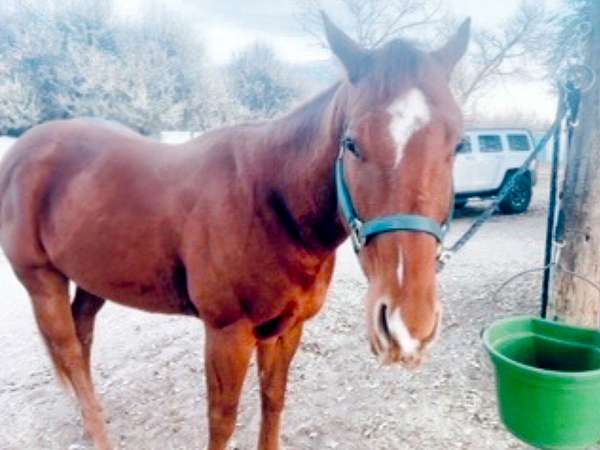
xmin=191 ymin=252 xmax=335 ymax=335
xmin=247 ymin=257 xmax=334 ymax=339
xmin=268 ymin=250 xmax=333 ymax=299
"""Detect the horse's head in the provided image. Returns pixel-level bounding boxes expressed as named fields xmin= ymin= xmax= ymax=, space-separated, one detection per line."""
xmin=323 ymin=14 xmax=470 ymax=367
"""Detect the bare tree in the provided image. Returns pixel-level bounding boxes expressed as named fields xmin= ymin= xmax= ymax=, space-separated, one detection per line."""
xmin=295 ymin=0 xmax=553 ymax=108
xmin=295 ymin=0 xmax=442 ymax=49
xmin=449 ymin=1 xmax=555 ymax=106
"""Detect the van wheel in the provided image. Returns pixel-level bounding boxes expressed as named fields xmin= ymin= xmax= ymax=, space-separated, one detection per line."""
xmin=454 ymin=199 xmax=468 ymax=209
xmin=499 ymin=173 xmax=532 ymax=214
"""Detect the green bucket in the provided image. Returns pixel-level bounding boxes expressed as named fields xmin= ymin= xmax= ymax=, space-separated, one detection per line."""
xmin=483 ymin=316 xmax=600 ymax=449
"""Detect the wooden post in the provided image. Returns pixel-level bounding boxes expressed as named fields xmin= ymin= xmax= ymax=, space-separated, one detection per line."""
xmin=555 ymin=0 xmax=600 ymax=327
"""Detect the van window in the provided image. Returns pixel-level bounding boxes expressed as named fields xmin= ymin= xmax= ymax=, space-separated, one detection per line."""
xmin=455 ymin=136 xmax=471 ymax=154
xmin=478 ymin=135 xmax=502 ymax=153
xmin=508 ymin=134 xmax=531 ymax=151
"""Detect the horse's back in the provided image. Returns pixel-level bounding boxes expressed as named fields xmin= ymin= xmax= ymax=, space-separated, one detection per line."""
xmin=0 ymin=119 xmax=153 ymax=193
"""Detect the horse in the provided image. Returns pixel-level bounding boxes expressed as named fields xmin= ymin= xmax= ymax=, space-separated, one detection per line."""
xmin=0 ymin=13 xmax=470 ymax=450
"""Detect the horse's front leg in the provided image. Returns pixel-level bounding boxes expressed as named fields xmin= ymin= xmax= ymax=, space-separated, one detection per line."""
xmin=204 ymin=322 xmax=255 ymax=450
xmin=256 ymin=322 xmax=304 ymax=450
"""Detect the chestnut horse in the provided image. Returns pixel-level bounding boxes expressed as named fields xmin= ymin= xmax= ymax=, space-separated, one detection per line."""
xmin=0 ymin=14 xmax=469 ymax=450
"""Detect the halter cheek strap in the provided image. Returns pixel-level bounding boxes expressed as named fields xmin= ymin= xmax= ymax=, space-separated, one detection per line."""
xmin=334 ymin=144 xmax=447 ymax=253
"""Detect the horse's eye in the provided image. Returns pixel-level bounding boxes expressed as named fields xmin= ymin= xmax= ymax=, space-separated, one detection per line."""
xmin=343 ymin=137 xmax=362 ymax=159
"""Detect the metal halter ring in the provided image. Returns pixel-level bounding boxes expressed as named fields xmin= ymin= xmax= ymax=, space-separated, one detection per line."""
xmin=349 ymin=218 xmax=365 ymax=252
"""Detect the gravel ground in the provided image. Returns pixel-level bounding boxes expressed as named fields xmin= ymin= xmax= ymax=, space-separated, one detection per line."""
xmin=1 ymin=168 xmax=597 ymax=450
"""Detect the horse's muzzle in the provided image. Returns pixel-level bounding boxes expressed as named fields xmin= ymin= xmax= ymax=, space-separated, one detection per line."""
xmin=369 ymin=300 xmax=440 ymax=368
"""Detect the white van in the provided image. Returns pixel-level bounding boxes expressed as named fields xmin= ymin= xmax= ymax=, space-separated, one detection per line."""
xmin=454 ymin=128 xmax=537 ymax=214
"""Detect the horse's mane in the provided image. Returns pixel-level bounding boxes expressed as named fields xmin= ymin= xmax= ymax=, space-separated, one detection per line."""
xmin=266 ymin=38 xmax=424 ymax=153
xmin=270 ymin=83 xmax=341 ymax=152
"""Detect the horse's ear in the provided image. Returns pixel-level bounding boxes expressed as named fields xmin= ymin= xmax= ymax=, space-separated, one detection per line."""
xmin=321 ymin=11 xmax=370 ymax=83
xmin=432 ymin=18 xmax=471 ymax=77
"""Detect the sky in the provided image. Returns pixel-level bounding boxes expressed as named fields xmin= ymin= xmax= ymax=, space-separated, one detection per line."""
xmin=121 ymin=0 xmax=562 ymax=124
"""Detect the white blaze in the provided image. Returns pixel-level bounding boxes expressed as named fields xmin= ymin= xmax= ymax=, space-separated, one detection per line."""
xmin=396 ymin=254 xmax=404 ymax=286
xmin=387 ymin=88 xmax=431 ymax=166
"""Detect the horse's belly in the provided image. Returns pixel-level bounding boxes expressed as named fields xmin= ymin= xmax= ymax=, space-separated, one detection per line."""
xmin=42 ymin=213 xmax=194 ymax=315
xmin=73 ymin=265 xmax=196 ymax=316
xmin=60 ymin=253 xmax=195 ymax=315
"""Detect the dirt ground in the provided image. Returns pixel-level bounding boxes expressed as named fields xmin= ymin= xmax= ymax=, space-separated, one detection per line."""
xmin=1 ymin=169 xmax=597 ymax=450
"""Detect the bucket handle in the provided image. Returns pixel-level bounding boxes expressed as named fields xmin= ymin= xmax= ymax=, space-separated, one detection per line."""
xmin=492 ymin=263 xmax=600 ymax=328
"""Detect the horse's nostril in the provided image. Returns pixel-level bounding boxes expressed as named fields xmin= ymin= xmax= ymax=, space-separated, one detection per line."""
xmin=378 ymin=303 xmax=392 ymax=343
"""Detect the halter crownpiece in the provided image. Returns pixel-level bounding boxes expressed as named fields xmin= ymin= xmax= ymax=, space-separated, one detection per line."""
xmin=335 ymin=137 xmax=448 ymax=253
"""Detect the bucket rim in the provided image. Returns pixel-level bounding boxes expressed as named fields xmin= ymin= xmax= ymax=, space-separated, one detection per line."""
xmin=482 ymin=315 xmax=600 ymax=381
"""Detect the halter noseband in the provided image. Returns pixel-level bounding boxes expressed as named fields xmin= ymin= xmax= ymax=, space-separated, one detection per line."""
xmin=335 ymin=138 xmax=449 ymax=253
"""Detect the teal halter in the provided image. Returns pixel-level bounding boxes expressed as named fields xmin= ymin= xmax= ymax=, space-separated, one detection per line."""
xmin=335 ymin=139 xmax=448 ymax=253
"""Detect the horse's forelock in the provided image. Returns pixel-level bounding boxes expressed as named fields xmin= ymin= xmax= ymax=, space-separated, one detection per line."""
xmin=364 ymin=39 xmax=426 ymax=102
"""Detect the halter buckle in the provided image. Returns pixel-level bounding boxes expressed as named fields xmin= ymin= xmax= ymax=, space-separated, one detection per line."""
xmin=350 ymin=218 xmax=365 ymax=253
xmin=436 ymin=248 xmax=453 ymax=273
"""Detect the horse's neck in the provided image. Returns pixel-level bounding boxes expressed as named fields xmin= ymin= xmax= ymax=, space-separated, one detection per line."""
xmin=262 ymin=83 xmax=348 ymax=252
